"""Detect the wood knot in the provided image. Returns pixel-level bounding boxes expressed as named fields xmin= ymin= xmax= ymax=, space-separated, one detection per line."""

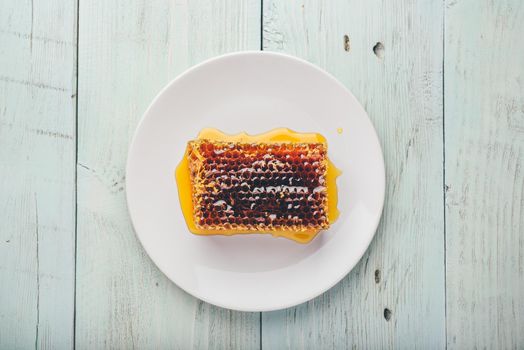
xmin=343 ymin=35 xmax=350 ymax=52
xmin=373 ymin=42 xmax=385 ymax=59
xmin=374 ymin=269 xmax=381 ymax=283
xmin=384 ymin=308 xmax=392 ymax=321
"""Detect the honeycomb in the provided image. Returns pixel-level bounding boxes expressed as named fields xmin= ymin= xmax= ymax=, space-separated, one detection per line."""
xmin=187 ymin=140 xmax=329 ymax=232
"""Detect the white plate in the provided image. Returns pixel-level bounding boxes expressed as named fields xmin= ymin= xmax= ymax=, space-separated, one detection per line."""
xmin=126 ymin=51 xmax=385 ymax=312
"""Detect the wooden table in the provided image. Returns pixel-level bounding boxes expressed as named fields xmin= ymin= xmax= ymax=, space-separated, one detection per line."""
xmin=1 ymin=0 xmax=523 ymax=348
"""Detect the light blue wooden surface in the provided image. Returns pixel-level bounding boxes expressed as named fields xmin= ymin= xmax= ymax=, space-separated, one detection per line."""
xmin=262 ymin=0 xmax=445 ymax=348
xmin=0 ymin=0 xmax=76 ymax=348
xmin=445 ymin=0 xmax=524 ymax=348
xmin=0 ymin=0 xmax=522 ymax=349
xmin=76 ymin=1 xmax=260 ymax=349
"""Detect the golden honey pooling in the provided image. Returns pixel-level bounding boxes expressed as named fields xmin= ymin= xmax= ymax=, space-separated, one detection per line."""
xmin=187 ymin=140 xmax=329 ymax=232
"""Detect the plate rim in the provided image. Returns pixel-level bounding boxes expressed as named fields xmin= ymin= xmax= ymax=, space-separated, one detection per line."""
xmin=125 ymin=50 xmax=386 ymax=312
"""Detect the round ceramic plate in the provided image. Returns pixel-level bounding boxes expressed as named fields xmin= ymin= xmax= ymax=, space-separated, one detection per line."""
xmin=126 ymin=51 xmax=385 ymax=312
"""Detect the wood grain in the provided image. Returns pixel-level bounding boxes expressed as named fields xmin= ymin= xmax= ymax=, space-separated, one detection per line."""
xmin=262 ymin=1 xmax=445 ymax=348
xmin=445 ymin=0 xmax=524 ymax=348
xmin=0 ymin=0 xmax=77 ymax=349
xmin=76 ymin=0 xmax=261 ymax=348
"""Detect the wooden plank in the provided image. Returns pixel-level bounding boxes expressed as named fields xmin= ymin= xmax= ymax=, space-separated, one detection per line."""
xmin=445 ymin=0 xmax=524 ymax=348
xmin=76 ymin=0 xmax=261 ymax=348
xmin=261 ymin=1 xmax=445 ymax=348
xmin=0 ymin=0 xmax=77 ymax=349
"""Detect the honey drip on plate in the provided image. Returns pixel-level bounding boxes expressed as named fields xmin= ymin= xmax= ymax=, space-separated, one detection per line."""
xmin=175 ymin=128 xmax=341 ymax=243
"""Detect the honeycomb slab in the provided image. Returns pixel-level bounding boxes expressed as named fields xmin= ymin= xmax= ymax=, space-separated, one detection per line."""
xmin=175 ymin=128 xmax=341 ymax=243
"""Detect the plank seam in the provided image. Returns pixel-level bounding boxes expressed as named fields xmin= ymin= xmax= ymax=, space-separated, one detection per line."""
xmin=30 ymin=0 xmax=34 ymax=52
xmin=442 ymin=0 xmax=448 ymax=348
xmin=260 ymin=0 xmax=264 ymax=51
xmin=259 ymin=312 xmax=262 ymax=350
xmin=73 ymin=0 xmax=80 ymax=347
xmin=34 ymin=193 xmax=40 ymax=350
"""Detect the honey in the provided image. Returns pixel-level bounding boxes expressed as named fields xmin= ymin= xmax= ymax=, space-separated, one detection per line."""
xmin=175 ymin=128 xmax=341 ymax=243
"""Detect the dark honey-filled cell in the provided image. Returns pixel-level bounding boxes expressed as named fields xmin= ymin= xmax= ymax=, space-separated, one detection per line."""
xmin=187 ymin=139 xmax=329 ymax=231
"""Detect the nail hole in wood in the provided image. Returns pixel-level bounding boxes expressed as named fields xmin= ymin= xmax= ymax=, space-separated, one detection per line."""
xmin=155 ymin=282 xmax=159 ymax=287
xmin=384 ymin=308 xmax=392 ymax=321
xmin=373 ymin=42 xmax=385 ymax=59
xmin=374 ymin=269 xmax=381 ymax=283
xmin=343 ymin=35 xmax=350 ymax=52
